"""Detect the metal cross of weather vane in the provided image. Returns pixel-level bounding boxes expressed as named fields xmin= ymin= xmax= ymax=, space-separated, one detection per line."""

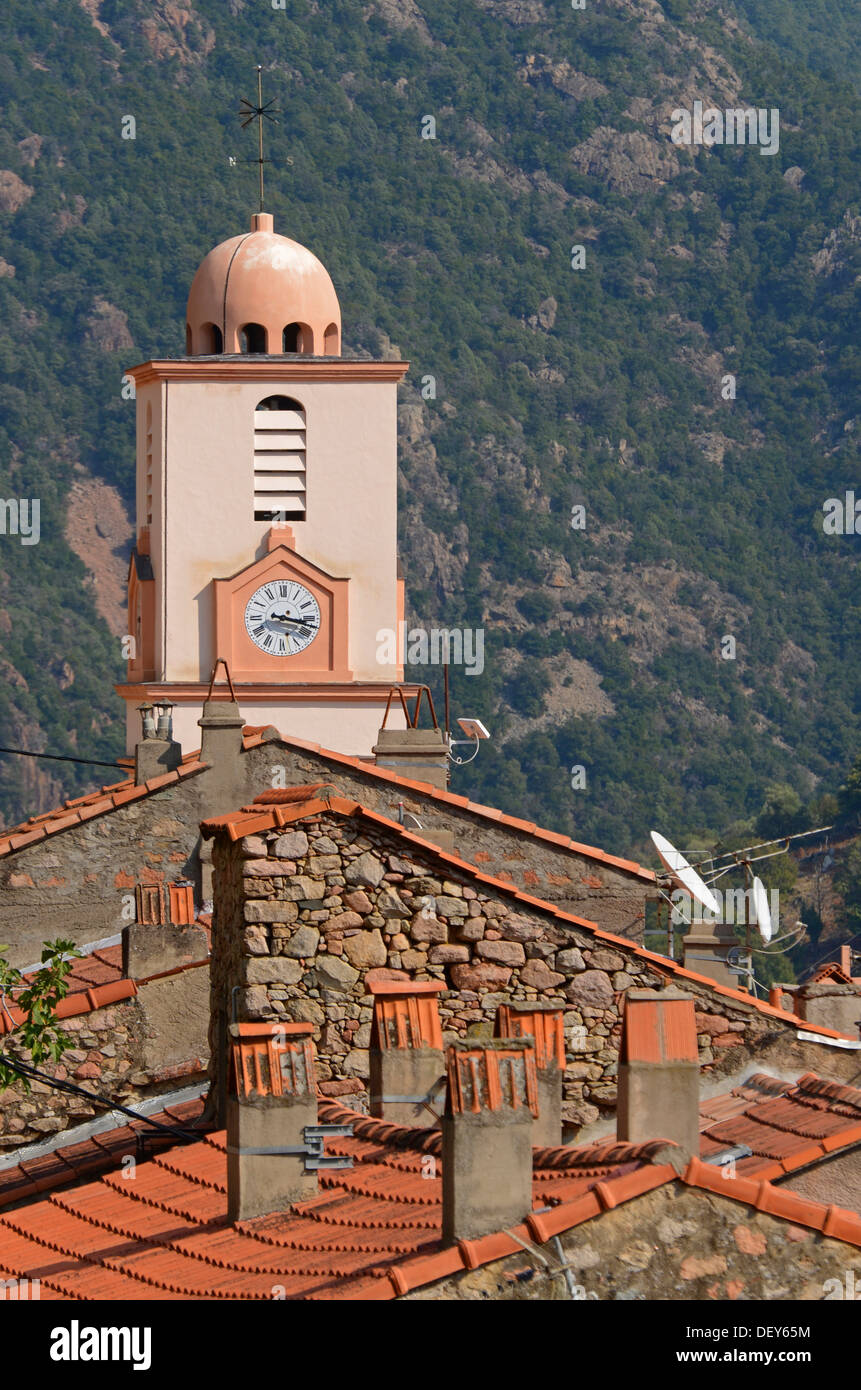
xmin=238 ymin=65 xmax=280 ymax=213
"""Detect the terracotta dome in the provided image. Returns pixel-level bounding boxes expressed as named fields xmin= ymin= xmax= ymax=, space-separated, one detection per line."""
xmin=185 ymin=212 xmax=341 ymax=356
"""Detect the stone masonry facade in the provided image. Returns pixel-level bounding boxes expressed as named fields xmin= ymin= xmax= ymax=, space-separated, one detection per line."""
xmin=209 ymin=809 xmax=849 ymax=1132
xmin=0 ymin=970 xmax=209 ymax=1151
xmin=404 ymin=1182 xmax=861 ymax=1302
xmin=0 ymin=735 xmax=654 ymax=968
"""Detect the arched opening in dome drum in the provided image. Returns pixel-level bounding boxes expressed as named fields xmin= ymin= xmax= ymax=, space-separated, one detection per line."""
xmin=199 ymin=322 xmax=223 ymax=355
xmin=253 ymin=395 xmax=306 ymax=522
xmin=239 ymin=322 xmax=267 ymax=354
xmin=324 ymin=323 xmax=339 ymax=354
xmin=282 ymin=322 xmax=312 ymax=353
xmin=185 ymin=323 xmax=192 ymax=354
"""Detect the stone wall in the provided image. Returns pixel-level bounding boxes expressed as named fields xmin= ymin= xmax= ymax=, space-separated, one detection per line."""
xmin=402 ymin=1181 xmax=861 ymax=1301
xmin=209 ymin=811 xmax=851 ymax=1134
xmin=0 ymin=972 xmax=208 ymax=1151
xmin=0 ymin=732 xmax=654 ymax=966
xmin=263 ymin=743 xmax=655 ymax=937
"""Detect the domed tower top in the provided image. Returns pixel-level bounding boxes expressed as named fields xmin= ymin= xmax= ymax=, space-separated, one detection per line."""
xmin=185 ymin=211 xmax=341 ymax=357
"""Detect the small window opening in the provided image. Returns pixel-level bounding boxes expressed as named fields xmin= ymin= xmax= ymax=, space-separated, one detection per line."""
xmin=200 ymin=322 xmax=223 ymax=354
xmin=240 ymin=322 xmax=267 ymax=354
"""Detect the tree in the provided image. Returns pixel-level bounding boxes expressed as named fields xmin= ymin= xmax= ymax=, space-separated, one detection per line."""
xmin=0 ymin=939 xmax=82 ymax=1091
xmin=834 ymin=845 xmax=861 ymax=933
xmin=838 ymin=755 xmax=861 ymax=823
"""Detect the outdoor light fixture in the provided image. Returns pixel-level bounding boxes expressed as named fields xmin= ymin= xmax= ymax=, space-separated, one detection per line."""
xmin=447 ymin=717 xmax=491 ymax=766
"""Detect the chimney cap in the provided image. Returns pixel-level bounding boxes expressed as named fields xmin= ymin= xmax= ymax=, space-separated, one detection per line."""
xmin=229 ymin=1021 xmax=314 ymax=1039
xmin=497 ymin=1000 xmax=564 ymax=1014
xmin=448 ymin=1036 xmax=535 ymax=1054
xmin=367 ymin=980 xmax=446 ymax=997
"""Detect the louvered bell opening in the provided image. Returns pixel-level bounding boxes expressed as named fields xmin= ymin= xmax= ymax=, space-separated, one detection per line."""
xmin=254 ymin=408 xmax=306 ymax=521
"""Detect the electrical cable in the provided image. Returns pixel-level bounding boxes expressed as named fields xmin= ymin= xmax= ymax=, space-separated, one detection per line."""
xmin=0 ymin=1054 xmax=203 ymax=1144
xmin=0 ymin=746 xmax=124 ymax=770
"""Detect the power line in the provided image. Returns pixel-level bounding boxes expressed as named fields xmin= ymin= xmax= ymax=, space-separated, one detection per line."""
xmin=0 ymin=746 xmax=123 ymax=771
xmin=0 ymin=1053 xmax=202 ymax=1144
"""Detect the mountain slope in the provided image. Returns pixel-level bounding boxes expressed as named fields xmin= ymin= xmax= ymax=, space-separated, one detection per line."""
xmin=0 ymin=0 xmax=857 ymax=866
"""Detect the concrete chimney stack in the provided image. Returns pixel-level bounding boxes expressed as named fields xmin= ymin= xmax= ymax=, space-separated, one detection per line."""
xmin=198 ymin=698 xmax=245 ymax=773
xmin=226 ymin=1022 xmax=318 ymax=1222
xmin=369 ymin=980 xmax=446 ymax=1128
xmin=442 ymin=1039 xmax=538 ymax=1244
xmin=616 ymin=987 xmax=700 ymax=1166
xmin=121 ymin=878 xmax=207 ymax=979
xmin=134 ymin=702 xmax=182 ymax=784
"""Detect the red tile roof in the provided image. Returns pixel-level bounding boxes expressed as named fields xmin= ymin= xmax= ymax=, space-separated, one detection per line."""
xmin=0 ymin=727 xmax=655 ymax=883
xmin=699 ymin=1071 xmax=861 ymax=1180
xmin=0 ymin=929 xmax=212 ymax=1036
xmin=0 ymin=1100 xmax=678 ymax=1300
xmin=0 ymin=752 xmax=207 ymax=857
xmin=0 ymin=1097 xmax=209 ymax=1211
xmin=2 ymin=1083 xmax=860 ymax=1300
xmin=200 ymin=790 xmax=854 ymax=1042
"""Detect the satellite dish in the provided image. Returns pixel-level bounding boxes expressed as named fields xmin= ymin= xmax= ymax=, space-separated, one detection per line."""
xmin=751 ymin=876 xmax=773 ymax=944
xmin=650 ymin=830 xmax=721 ymax=917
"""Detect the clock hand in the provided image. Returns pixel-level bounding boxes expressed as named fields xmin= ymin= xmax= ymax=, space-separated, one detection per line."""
xmin=270 ymin=614 xmax=319 ymax=630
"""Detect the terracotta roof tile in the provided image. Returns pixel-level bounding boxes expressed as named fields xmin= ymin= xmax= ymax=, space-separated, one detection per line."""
xmin=1 ymin=726 xmax=656 ymax=884
xmin=3 ymin=1086 xmax=861 ymax=1299
xmin=0 ymin=1097 xmax=685 ymax=1299
xmin=698 ymin=1070 xmax=861 ymax=1177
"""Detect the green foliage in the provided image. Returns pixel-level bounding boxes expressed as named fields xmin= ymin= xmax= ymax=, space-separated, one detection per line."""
xmin=0 ymin=0 xmax=856 ymax=874
xmin=0 ymin=938 xmax=82 ymax=1090
xmin=838 ymin=756 xmax=861 ymax=821
xmin=834 ymin=844 xmax=861 ymax=932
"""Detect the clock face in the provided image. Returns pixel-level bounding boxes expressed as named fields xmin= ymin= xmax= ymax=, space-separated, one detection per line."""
xmin=244 ymin=580 xmax=321 ymax=656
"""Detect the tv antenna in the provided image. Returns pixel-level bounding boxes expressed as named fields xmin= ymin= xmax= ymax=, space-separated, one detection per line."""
xmin=238 ymin=65 xmax=279 ymax=212
xmin=649 ymin=824 xmax=828 ymax=990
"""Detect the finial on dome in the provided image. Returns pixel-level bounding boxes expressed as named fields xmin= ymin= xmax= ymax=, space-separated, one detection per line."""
xmin=251 ymin=212 xmax=274 ymax=233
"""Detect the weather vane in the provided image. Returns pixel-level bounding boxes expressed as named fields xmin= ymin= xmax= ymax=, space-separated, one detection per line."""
xmin=238 ymin=65 xmax=279 ymax=213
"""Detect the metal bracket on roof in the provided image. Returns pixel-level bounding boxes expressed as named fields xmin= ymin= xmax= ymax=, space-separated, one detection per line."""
xmin=228 ymin=1123 xmax=354 ymax=1171
xmin=704 ymin=1144 xmax=753 ymax=1167
xmin=374 ymin=1093 xmax=437 ymax=1104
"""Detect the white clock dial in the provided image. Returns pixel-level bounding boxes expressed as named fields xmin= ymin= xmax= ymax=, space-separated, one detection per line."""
xmin=244 ymin=580 xmax=321 ymax=656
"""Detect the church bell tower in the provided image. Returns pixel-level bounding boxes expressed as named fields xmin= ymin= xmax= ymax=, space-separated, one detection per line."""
xmin=117 ymin=210 xmax=409 ymax=756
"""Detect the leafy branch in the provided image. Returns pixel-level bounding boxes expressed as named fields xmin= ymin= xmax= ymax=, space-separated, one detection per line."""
xmin=0 ymin=939 xmax=83 ymax=1091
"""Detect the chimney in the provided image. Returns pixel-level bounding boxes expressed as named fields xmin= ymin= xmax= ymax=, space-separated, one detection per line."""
xmin=198 ymin=659 xmax=246 ymax=774
xmin=121 ymin=878 xmax=207 ymax=979
xmin=198 ymin=698 xmax=245 ymax=768
xmin=373 ymin=725 xmax=449 ymax=790
xmin=681 ymin=916 xmax=738 ymax=989
xmin=226 ymin=1021 xmax=318 ymax=1222
xmin=134 ymin=701 xmax=182 ymax=784
xmin=794 ymin=977 xmax=861 ymax=1036
xmin=495 ymin=1002 xmax=564 ymax=1145
xmin=442 ymin=1038 xmax=538 ymax=1244
xmin=372 ymin=686 xmax=449 ymax=790
xmin=617 ymin=987 xmax=699 ymax=1166
xmin=368 ymin=980 xmax=446 ymax=1127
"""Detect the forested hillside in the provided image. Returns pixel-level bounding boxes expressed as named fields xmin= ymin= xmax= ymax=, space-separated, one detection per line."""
xmin=0 ymin=0 xmax=857 ymax=879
